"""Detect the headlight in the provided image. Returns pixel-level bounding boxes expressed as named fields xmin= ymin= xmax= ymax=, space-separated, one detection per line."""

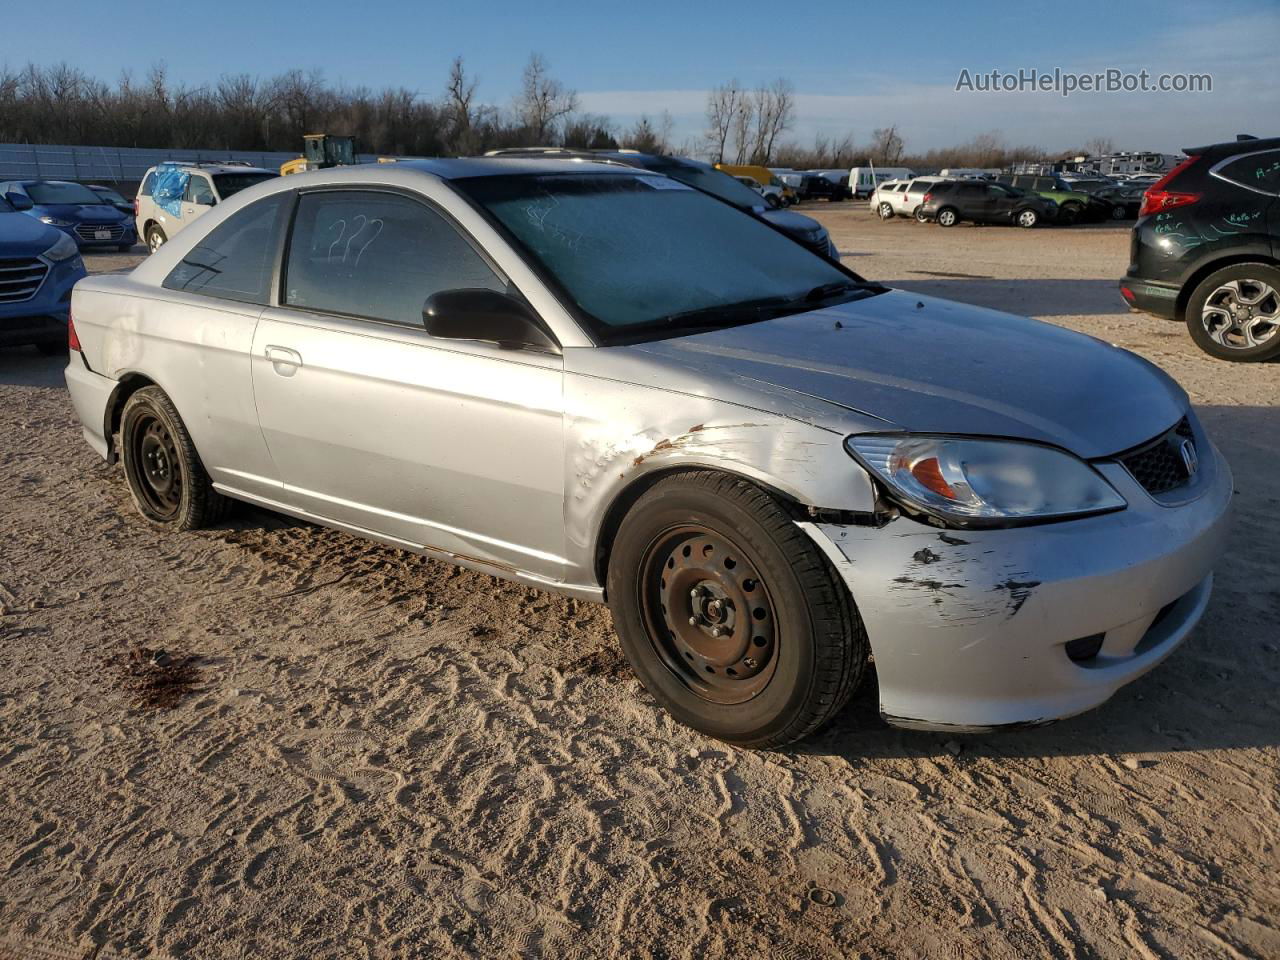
xmin=846 ymin=435 xmax=1125 ymax=525
xmin=39 ymin=216 xmax=74 ymax=227
xmin=42 ymin=232 xmax=80 ymax=262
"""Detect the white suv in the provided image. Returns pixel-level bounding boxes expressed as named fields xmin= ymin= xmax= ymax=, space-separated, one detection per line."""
xmin=871 ymin=177 xmax=951 ymax=220
xmin=135 ymin=162 xmax=277 ymax=252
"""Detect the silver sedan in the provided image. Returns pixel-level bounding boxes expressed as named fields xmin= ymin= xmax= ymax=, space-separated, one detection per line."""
xmin=64 ymin=159 xmax=1232 ymax=747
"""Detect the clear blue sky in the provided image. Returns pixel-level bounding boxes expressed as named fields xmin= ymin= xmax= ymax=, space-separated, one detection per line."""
xmin=9 ymin=0 xmax=1277 ymax=154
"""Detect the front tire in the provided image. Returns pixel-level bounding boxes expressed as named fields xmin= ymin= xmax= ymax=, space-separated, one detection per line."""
xmin=1185 ymin=263 xmax=1280 ymax=361
xmin=607 ymin=471 xmax=868 ymax=747
xmin=120 ymin=386 xmax=231 ymax=529
xmin=936 ymin=207 xmax=958 ymax=227
xmin=1058 ymin=202 xmax=1081 ymax=225
xmin=766 ymin=194 xmax=781 ymax=209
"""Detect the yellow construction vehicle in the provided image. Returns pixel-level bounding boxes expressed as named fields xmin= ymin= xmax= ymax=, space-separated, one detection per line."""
xmin=280 ymin=134 xmax=357 ymax=176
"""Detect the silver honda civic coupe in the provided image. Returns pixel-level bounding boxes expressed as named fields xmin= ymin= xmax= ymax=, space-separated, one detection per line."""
xmin=63 ymin=158 xmax=1232 ymax=747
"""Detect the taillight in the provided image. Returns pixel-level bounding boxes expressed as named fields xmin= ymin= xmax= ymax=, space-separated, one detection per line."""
xmin=68 ymin=313 xmax=81 ymax=352
xmin=922 ymin=192 xmax=933 ymax=203
xmin=1138 ymin=155 xmax=1200 ymax=217
xmin=132 ymin=196 xmax=139 ymax=217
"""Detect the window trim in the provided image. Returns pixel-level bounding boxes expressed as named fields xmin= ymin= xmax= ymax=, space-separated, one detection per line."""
xmin=274 ymin=184 xmax=560 ymax=348
xmin=1209 ymin=148 xmax=1280 ymax=197
xmin=161 ymin=190 xmax=293 ymax=306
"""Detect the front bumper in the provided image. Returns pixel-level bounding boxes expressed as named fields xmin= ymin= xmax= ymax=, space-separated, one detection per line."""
xmin=0 ymin=255 xmax=83 ymax=346
xmin=800 ymin=435 xmax=1233 ymax=731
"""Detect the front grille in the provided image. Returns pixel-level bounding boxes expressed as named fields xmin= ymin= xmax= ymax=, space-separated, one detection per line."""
xmin=1119 ymin=417 xmax=1196 ymax=497
xmin=0 ymin=257 xmax=49 ymax=304
xmin=74 ymin=222 xmax=124 ymax=242
xmin=802 ymin=235 xmax=833 ymax=258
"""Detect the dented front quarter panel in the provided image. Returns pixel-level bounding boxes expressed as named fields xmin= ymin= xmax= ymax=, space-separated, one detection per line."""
xmin=561 ymin=344 xmax=889 ymax=581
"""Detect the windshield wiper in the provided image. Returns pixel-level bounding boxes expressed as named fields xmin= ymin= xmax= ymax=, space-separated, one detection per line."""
xmin=653 ymin=294 xmax=800 ymax=330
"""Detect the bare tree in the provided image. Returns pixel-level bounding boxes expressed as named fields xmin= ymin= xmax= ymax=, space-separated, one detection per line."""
xmin=748 ymin=79 xmax=794 ymax=164
xmin=444 ymin=57 xmax=477 ymax=132
xmin=870 ymin=125 xmax=905 ymax=165
xmin=704 ymin=80 xmax=742 ymax=163
xmin=621 ymin=111 xmax=673 ymax=154
xmin=515 ymin=53 xmax=578 ymax=143
xmin=1083 ymin=136 xmax=1115 ymax=157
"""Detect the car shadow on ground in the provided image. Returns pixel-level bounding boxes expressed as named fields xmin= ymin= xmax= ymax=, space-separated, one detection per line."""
xmin=804 ymin=402 xmax=1280 ymax=760
xmin=880 ymin=277 xmax=1124 ymax=317
xmin=0 ymin=346 xmax=66 ymax=387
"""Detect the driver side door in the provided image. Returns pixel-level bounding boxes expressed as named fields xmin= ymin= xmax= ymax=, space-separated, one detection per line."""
xmin=250 ymin=187 xmax=567 ymax=581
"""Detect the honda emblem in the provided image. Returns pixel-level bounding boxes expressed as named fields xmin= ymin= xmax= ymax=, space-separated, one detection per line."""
xmin=1179 ymin=439 xmax=1199 ymax=476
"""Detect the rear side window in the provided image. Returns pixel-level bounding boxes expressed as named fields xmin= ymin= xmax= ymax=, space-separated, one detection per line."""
xmin=930 ymin=182 xmax=955 ymax=195
xmin=184 ymin=176 xmax=215 ymax=205
xmin=958 ymin=183 xmax=985 ymax=196
xmin=163 ymin=193 xmax=289 ymax=304
xmin=140 ymin=171 xmax=156 ymax=197
xmin=1215 ymin=150 xmax=1280 ymax=194
xmin=283 ymin=190 xmax=506 ymax=327
xmin=907 ymin=181 xmax=930 ymax=195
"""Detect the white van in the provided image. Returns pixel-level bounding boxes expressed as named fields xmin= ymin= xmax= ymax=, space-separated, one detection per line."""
xmin=135 ymin=162 xmax=277 ymax=252
xmin=848 ymin=167 xmax=915 ymax=199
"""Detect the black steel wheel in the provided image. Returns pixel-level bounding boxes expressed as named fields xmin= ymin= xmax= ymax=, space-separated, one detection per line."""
xmin=640 ymin=524 xmax=779 ymax=705
xmin=607 ymin=471 xmax=868 ymax=747
xmin=120 ymin=386 xmax=230 ymax=529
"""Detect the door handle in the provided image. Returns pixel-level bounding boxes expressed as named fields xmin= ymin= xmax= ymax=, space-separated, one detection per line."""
xmin=264 ymin=345 xmax=302 ymax=375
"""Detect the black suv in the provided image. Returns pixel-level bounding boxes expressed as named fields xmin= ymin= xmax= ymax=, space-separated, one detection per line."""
xmin=483 ymin=148 xmax=838 ymax=261
xmin=919 ymin=180 xmax=1056 ymax=228
xmin=1120 ymin=135 xmax=1280 ymax=361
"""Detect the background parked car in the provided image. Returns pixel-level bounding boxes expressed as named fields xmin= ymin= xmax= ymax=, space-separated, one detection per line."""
xmin=796 ymin=172 xmax=845 ymax=202
xmin=713 ymin=163 xmax=798 ymax=205
xmin=872 ymin=176 xmax=951 ymax=219
xmin=733 ymin=175 xmax=783 ymax=207
xmin=848 ymin=166 xmax=914 ymax=198
xmin=920 ymin=180 xmax=1055 ymax=228
xmin=135 ymin=162 xmax=278 ymax=252
xmin=997 ymin=173 xmax=1109 ymax=224
xmin=0 ymin=192 xmax=86 ymax=353
xmin=1120 ymin=134 xmax=1280 ymax=361
xmin=87 ymin=184 xmax=133 ymax=215
xmin=1092 ymin=183 xmax=1147 ymax=220
xmin=0 ymin=179 xmax=137 ymax=251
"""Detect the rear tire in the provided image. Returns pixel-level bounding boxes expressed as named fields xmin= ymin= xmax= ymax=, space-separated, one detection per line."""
xmin=120 ymin=386 xmax=231 ymax=529
xmin=936 ymin=207 xmax=958 ymax=227
xmin=606 ymin=471 xmax=868 ymax=747
xmin=878 ymin=202 xmax=894 ymax=220
xmin=766 ymin=194 xmax=781 ymax=209
xmin=1016 ymin=208 xmax=1039 ymax=228
xmin=1184 ymin=263 xmax=1280 ymax=362
xmin=146 ymin=225 xmax=167 ymax=254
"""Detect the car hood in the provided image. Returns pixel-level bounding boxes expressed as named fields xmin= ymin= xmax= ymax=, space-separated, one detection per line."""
xmin=758 ymin=208 xmax=825 ymax=240
xmin=36 ymin=203 xmax=126 ymax=223
xmin=628 ymin=289 xmax=1186 ymax=458
xmin=0 ymin=211 xmax=63 ymax=257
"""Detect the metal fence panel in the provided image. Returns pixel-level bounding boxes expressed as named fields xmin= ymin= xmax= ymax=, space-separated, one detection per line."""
xmin=0 ymin=142 xmax=378 ymax=184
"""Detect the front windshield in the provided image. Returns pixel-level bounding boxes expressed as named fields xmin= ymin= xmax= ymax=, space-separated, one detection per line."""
xmin=91 ymin=186 xmax=127 ymax=203
xmin=0 ymin=197 xmax=13 ymax=213
xmin=212 ymin=173 xmax=276 ymax=199
xmin=644 ymin=162 xmax=764 ymax=210
xmin=26 ymin=182 xmax=103 ymax=205
xmin=459 ymin=173 xmax=874 ymax=341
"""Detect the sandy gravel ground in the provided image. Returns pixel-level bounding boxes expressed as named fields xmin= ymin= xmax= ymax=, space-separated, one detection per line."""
xmin=1 ymin=214 xmax=1277 ymax=960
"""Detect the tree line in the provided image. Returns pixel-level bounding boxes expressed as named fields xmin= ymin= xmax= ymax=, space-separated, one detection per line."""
xmin=1 ymin=58 xmax=1056 ymax=172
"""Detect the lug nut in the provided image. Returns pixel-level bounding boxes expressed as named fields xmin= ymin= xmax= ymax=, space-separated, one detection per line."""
xmin=688 ymin=616 xmax=697 ymax=626
xmin=711 ymin=627 xmax=722 ymax=638
xmin=743 ymin=658 xmax=756 ymax=669
xmin=690 ymin=588 xmax=701 ymax=598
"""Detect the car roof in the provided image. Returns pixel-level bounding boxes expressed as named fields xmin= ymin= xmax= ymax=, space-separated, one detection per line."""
xmin=400 ymin=156 xmax=644 ymax=179
xmin=146 ymin=163 xmax=276 ymax=175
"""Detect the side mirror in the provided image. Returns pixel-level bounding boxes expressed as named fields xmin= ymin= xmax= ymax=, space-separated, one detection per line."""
xmin=423 ymin=289 xmax=557 ymax=351
xmin=7 ymin=192 xmax=33 ymax=211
